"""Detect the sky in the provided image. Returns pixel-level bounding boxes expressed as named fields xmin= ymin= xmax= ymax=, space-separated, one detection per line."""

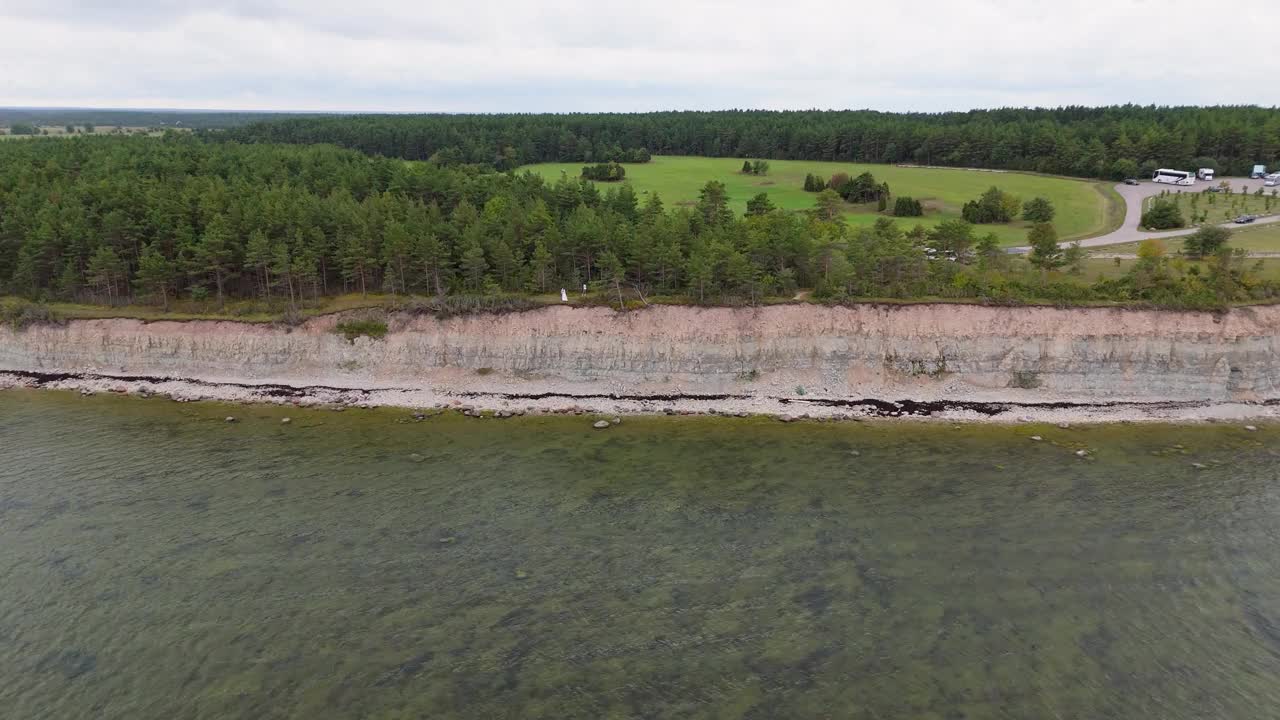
xmin=2 ymin=0 xmax=1278 ymax=113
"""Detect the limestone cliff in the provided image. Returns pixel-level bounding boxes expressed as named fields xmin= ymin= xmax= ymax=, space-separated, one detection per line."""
xmin=2 ymin=303 xmax=1278 ymax=403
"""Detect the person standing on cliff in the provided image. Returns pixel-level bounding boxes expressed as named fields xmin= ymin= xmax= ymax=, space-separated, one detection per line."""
xmin=560 ymin=288 xmax=568 ymax=302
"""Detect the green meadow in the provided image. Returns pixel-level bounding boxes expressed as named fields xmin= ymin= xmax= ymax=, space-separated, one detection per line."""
xmin=524 ymin=156 xmax=1123 ymax=246
xmin=1089 ymin=222 xmax=1280 ymax=256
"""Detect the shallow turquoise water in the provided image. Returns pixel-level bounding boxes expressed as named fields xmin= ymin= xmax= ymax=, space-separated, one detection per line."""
xmin=2 ymin=390 xmax=1279 ymax=719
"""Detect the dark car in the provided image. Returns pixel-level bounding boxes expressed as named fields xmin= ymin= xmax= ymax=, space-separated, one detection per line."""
xmin=1124 ymin=178 xmax=1140 ymax=185
xmin=1206 ymin=186 xmax=1224 ymax=193
xmin=1234 ymin=215 xmax=1256 ymax=224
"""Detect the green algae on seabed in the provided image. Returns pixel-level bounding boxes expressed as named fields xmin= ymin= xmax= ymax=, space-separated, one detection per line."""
xmin=1 ymin=390 xmax=1279 ymax=719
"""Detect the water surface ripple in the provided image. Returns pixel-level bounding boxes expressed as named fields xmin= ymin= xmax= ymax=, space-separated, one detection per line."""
xmin=2 ymin=391 xmax=1278 ymax=719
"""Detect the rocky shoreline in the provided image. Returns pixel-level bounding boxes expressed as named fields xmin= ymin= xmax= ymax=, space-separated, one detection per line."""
xmin=4 ymin=369 xmax=1276 ymax=425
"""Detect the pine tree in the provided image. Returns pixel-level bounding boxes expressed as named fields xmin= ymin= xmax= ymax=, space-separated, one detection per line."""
xmin=244 ymin=229 xmax=273 ymax=299
xmin=136 ymin=242 xmax=175 ymax=309
xmin=460 ymin=237 xmax=489 ymax=292
xmin=1027 ymin=223 xmax=1064 ymax=273
xmin=192 ymin=215 xmax=237 ymax=306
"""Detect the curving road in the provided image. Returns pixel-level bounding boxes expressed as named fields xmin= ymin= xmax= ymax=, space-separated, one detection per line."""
xmin=1007 ymin=176 xmax=1280 ymax=253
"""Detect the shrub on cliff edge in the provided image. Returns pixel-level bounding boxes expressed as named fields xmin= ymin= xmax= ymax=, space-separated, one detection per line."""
xmin=334 ymin=318 xmax=388 ymax=342
xmin=1 ymin=301 xmax=62 ymax=331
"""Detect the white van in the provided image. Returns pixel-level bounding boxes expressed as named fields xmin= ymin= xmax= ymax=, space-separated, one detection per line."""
xmin=1197 ymin=168 xmax=1215 ymax=181
xmin=1265 ymin=173 xmax=1280 ymax=187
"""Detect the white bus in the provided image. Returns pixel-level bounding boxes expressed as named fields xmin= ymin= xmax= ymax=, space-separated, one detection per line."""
xmin=1153 ymin=168 xmax=1195 ymax=186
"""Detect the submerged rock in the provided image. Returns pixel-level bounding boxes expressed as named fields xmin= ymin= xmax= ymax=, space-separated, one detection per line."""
xmin=281 ymin=417 xmax=291 ymax=424
xmin=1030 ymin=435 xmax=1042 ymax=442
xmin=611 ymin=417 xmax=621 ymax=425
xmin=1075 ymin=449 xmax=1089 ymax=457
xmin=1245 ymin=425 xmax=1258 ymax=432
xmin=409 ymin=453 xmax=425 ymax=463
xmin=593 ymin=420 xmax=611 ymax=429
xmin=224 ymin=416 xmax=236 ymax=423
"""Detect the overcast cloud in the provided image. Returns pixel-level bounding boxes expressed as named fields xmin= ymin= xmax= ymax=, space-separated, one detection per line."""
xmin=1 ymin=0 xmax=1277 ymax=112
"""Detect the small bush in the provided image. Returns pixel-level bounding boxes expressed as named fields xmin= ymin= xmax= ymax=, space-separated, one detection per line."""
xmin=334 ymin=318 xmax=388 ymax=342
xmin=0 ymin=301 xmax=63 ymax=330
xmin=277 ymin=307 xmax=306 ymax=328
xmin=475 ymin=367 xmax=494 ymax=376
xmin=892 ymin=196 xmax=924 ymax=217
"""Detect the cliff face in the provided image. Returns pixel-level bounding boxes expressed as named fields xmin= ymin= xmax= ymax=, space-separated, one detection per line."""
xmin=2 ymin=303 xmax=1278 ymax=402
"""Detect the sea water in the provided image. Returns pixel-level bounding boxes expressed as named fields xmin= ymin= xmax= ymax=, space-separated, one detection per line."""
xmin=2 ymin=391 xmax=1278 ymax=719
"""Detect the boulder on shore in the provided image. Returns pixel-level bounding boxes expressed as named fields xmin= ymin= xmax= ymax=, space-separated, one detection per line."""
xmin=593 ymin=420 xmax=611 ymax=429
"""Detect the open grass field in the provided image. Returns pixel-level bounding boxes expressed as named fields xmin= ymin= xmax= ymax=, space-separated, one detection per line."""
xmin=523 ymin=156 xmax=1123 ymax=246
xmin=1075 ymin=257 xmax=1280 ymax=284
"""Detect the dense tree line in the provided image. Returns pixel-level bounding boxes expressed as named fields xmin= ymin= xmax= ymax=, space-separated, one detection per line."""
xmin=0 ymin=135 xmax=1275 ymax=312
xmin=225 ymin=106 xmax=1280 ymax=178
xmin=1 ymin=109 xmax=299 ymax=130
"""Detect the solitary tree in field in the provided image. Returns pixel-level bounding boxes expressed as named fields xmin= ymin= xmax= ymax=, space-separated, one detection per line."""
xmin=1027 ymin=222 xmax=1064 ymax=273
xmin=742 ymin=160 xmax=753 ymax=174
xmin=751 ymin=159 xmax=770 ymax=176
xmin=1183 ymin=225 xmax=1231 ymax=259
xmin=1140 ymin=199 xmax=1185 ymax=230
xmin=1022 ymin=197 xmax=1055 ymax=222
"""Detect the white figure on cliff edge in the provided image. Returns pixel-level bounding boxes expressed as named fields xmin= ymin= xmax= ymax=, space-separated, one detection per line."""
xmin=560 ymin=288 xmax=568 ymax=302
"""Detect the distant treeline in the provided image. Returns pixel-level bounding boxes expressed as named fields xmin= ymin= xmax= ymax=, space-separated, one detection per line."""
xmin=0 ymin=108 xmax=313 ymax=130
xmin=226 ymin=106 xmax=1280 ymax=178
xmin=1 ymin=135 xmax=1273 ymax=311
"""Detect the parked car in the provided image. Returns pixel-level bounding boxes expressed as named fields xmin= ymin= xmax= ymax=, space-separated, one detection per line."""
xmin=1206 ymin=186 xmax=1224 ymax=193
xmin=1234 ymin=215 xmax=1256 ymax=224
xmin=1123 ymin=178 xmax=1140 ymax=186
